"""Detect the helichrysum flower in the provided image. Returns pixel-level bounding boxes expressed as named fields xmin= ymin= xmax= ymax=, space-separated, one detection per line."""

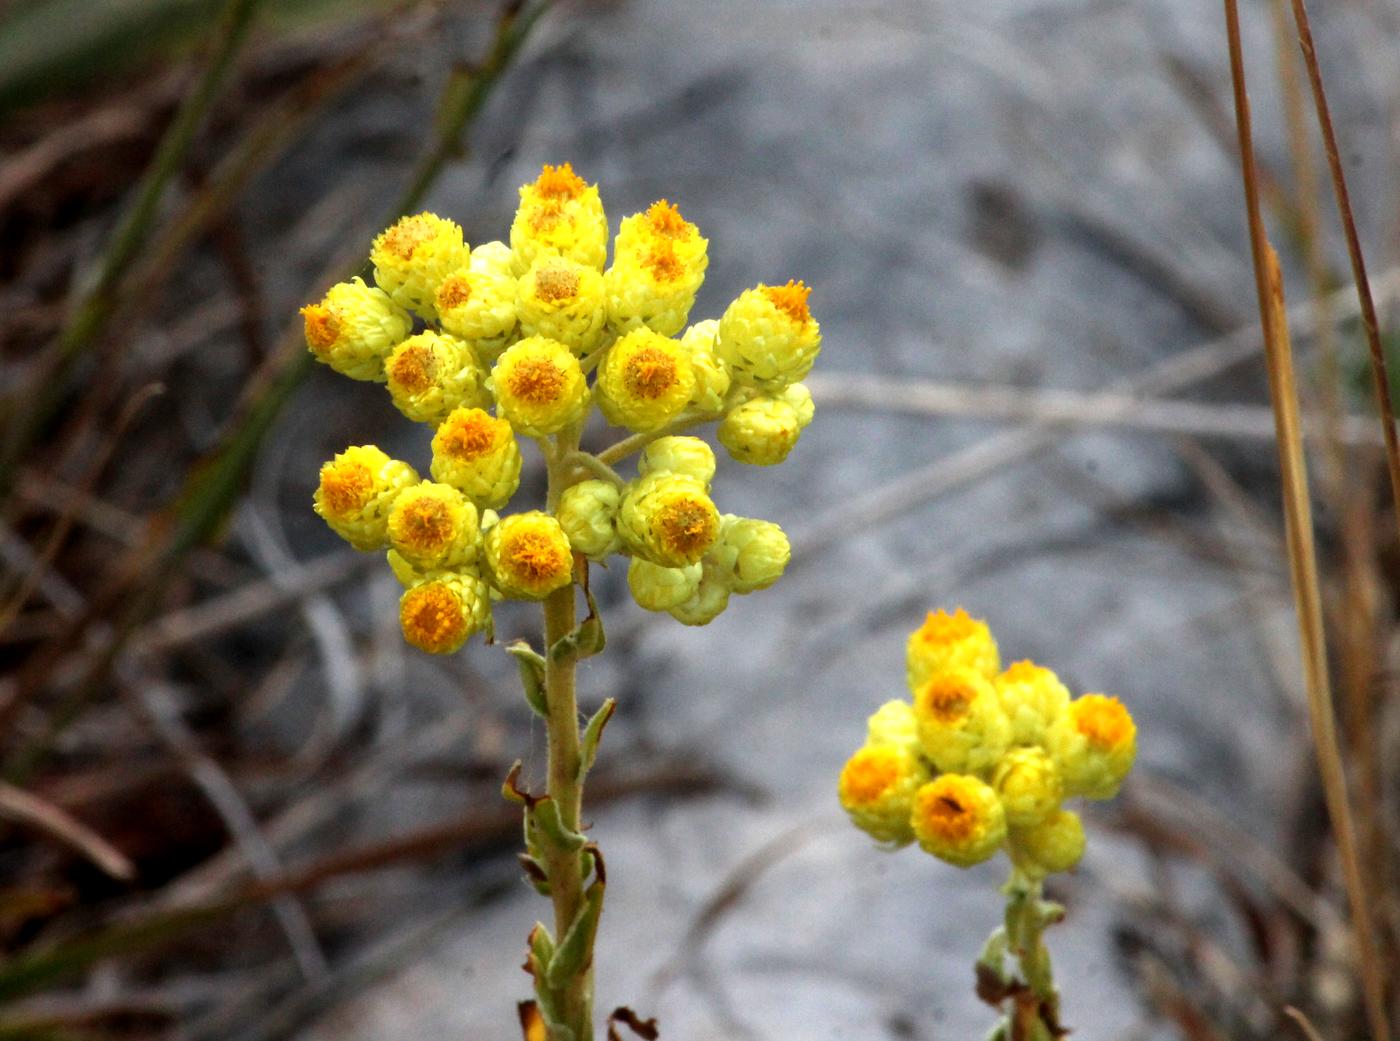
xmin=595 ymin=328 xmax=696 ymax=432
xmin=717 ymin=396 xmax=802 ymax=466
xmin=618 ymin=473 xmax=719 ymax=567
xmin=484 ymin=511 xmax=574 ymax=600
xmin=991 ymin=747 xmax=1063 ymax=827
xmin=510 ymin=162 xmax=608 ymax=275
xmin=865 ymin=699 xmax=921 ymax=755
xmin=1046 ymin=694 xmax=1137 ymax=799
xmin=556 ymin=479 xmax=622 ymax=559
xmin=778 ymin=382 xmax=815 ymax=429
xmin=707 ymin=515 xmax=791 ymax=594
xmin=913 ymin=667 xmax=1012 ymax=776
xmin=302 ymin=277 xmax=411 ymax=382
xmin=667 ymin=565 xmax=731 ymax=626
xmin=910 ymin=774 xmax=1007 ymax=867
xmin=386 ymin=481 xmax=480 ymax=571
xmin=384 ymin=331 xmax=489 ymax=425
xmin=314 ymin=445 xmax=419 ymax=551
xmin=1009 ymin=809 xmax=1086 ymax=878
xmin=628 ymin=558 xmax=701 ymax=612
xmin=639 ymin=436 xmax=716 ymax=487
xmin=492 ymin=336 xmax=590 ymax=437
xmin=838 ymin=744 xmax=930 ymax=846
xmin=430 ymin=407 xmax=522 ymax=510
xmin=517 ymin=256 xmax=608 ymax=354
xmin=399 ymin=570 xmax=492 ymax=654
xmin=371 ymin=212 xmax=471 ymax=318
xmin=679 ymin=319 xmax=732 ymax=413
xmin=906 ymin=608 xmax=1001 ymax=692
xmin=716 ymin=280 xmax=821 ymax=390
xmin=434 ymin=263 xmax=519 ymax=355
xmin=605 ymin=200 xmax=708 ymax=337
xmin=995 ymin=660 xmax=1071 ymax=747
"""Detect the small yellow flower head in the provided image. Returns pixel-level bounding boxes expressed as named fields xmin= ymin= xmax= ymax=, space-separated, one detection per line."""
xmin=708 ymin=515 xmax=790 ymax=594
xmin=510 ymin=163 xmax=608 ymax=275
xmin=679 ymin=319 xmax=732 ymax=413
xmin=399 ymin=569 xmax=492 ymax=654
xmin=906 ymin=608 xmax=1001 ymax=692
xmin=384 ymin=332 xmax=489 ymax=425
xmin=910 ymin=774 xmax=1007 ymax=867
xmin=517 ymin=256 xmax=608 ymax=354
xmin=434 ymin=266 xmax=519 ymax=352
xmin=716 ymin=280 xmax=821 ymax=390
xmin=313 ymin=445 xmax=419 ymax=551
xmin=483 ymin=511 xmax=574 ymax=600
xmin=386 ymin=481 xmax=480 ymax=571
xmin=371 ymin=212 xmax=471 ymax=318
xmin=470 ymin=239 xmax=515 ymax=276
xmin=627 ymin=558 xmax=702 ymax=612
xmin=717 ymin=397 xmax=802 ymax=466
xmin=1009 ymin=809 xmax=1086 ymax=879
xmin=991 ymin=747 xmax=1063 ymax=827
xmin=618 ymin=473 xmax=720 ymax=568
xmin=1047 ymin=694 xmax=1137 ymax=800
xmin=778 ymin=382 xmax=815 ymax=429
xmin=995 ymin=660 xmax=1072 ymax=747
xmin=605 ymin=200 xmax=709 ymax=337
xmin=429 ymin=407 xmax=522 ymax=509
xmin=556 ymin=479 xmax=622 ymax=559
xmin=595 ymin=328 xmax=696 ymax=432
xmin=301 ymin=277 xmax=411 ymax=382
xmin=491 ymin=336 xmax=590 ymax=437
xmin=667 ymin=564 xmax=731 ymax=626
xmin=865 ymin=699 xmax=921 ymax=756
xmin=838 ymin=744 xmax=931 ymax=846
xmin=639 ymin=436 xmax=716 ymax=488
xmin=912 ymin=667 xmax=1013 ymax=776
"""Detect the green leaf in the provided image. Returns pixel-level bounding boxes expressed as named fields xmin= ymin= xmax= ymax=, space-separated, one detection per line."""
xmin=507 ymin=641 xmax=549 ymax=717
xmin=578 ymin=698 xmax=616 ymax=782
xmin=529 ymin=798 xmax=585 ymax=852
xmin=545 ymin=880 xmax=605 ymax=990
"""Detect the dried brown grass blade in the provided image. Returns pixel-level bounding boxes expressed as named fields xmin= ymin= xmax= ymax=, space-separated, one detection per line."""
xmin=1284 ymin=1006 xmax=1329 ymax=1041
xmin=0 ymin=781 xmax=134 ymax=881
xmin=1220 ymin=2 xmax=1390 ymax=1036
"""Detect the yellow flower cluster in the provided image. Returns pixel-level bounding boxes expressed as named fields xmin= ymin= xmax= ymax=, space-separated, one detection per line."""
xmin=305 ymin=164 xmax=821 ymax=647
xmin=838 ymin=608 xmax=1136 ymax=878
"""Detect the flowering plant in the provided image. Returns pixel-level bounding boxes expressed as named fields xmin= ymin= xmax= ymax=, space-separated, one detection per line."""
xmin=303 ymin=163 xmax=820 ymax=1040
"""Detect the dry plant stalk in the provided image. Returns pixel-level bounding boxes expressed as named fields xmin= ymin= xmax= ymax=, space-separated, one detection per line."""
xmin=1219 ymin=1 xmax=1390 ymax=1036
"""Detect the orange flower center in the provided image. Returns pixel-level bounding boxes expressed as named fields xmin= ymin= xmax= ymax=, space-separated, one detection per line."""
xmin=533 ymin=162 xmax=586 ymax=200
xmin=645 ymin=199 xmax=689 ymax=238
xmin=320 ymin=462 xmax=373 ymax=517
xmin=840 ymin=749 xmax=900 ymax=804
xmin=623 ymin=347 xmax=680 ymax=399
xmin=504 ymin=530 xmax=569 ymax=583
xmin=533 ymin=265 xmax=581 ymax=303
xmin=918 ymin=674 xmax=976 ymax=723
xmin=396 ymin=496 xmax=455 ymax=552
xmin=915 ymin=607 xmax=979 ymax=646
xmin=388 ymin=342 xmax=438 ymax=394
xmin=438 ymin=410 xmax=501 ymax=459
xmin=507 ymin=358 xmax=567 ymax=405
xmin=382 ymin=216 xmax=436 ymax=260
xmin=655 ymin=497 xmax=717 ymax=558
xmin=642 ymin=241 xmax=685 ymax=284
xmin=301 ymin=305 xmax=341 ymax=352
xmin=762 ymin=279 xmax=812 ymax=323
xmin=437 ymin=275 xmax=472 ymax=310
xmin=918 ymin=783 xmax=978 ymax=841
xmin=1074 ymin=695 xmax=1133 ymax=750
xmin=1002 ymin=659 xmax=1048 ymax=684
xmin=401 ymin=583 xmax=467 ymax=653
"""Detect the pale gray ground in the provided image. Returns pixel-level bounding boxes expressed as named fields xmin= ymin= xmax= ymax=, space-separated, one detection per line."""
xmin=218 ymin=0 xmax=1399 ymax=1036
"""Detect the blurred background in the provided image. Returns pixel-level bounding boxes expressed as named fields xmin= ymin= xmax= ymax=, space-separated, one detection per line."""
xmin=3 ymin=0 xmax=1400 ymax=1037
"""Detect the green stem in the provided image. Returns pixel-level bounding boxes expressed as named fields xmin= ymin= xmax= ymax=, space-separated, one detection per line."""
xmin=541 ymin=429 xmax=593 ymax=1041
xmin=1001 ymin=872 xmax=1062 ymax=1039
xmin=563 ymin=451 xmax=625 ymax=488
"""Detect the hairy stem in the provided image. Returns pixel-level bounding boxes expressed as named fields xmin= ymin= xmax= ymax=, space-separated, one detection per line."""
xmin=542 ymin=431 xmax=593 ymax=1040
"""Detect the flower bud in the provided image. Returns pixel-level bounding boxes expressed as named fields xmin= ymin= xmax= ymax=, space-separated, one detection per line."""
xmin=370 ymin=212 xmax=470 ymax=318
xmin=838 ymin=744 xmax=930 ymax=846
xmin=483 ymin=511 xmax=574 ymax=600
xmin=1009 ymin=809 xmax=1085 ymax=878
xmin=680 ymin=319 xmax=732 ymax=413
xmin=399 ymin=569 xmax=492 ymax=654
xmin=313 ymin=445 xmax=419 ymax=551
xmin=510 ymin=163 xmax=608 ymax=275
xmin=995 ymin=660 xmax=1071 ymax=747
xmin=556 ymin=479 xmax=622 ymax=559
xmin=710 ymin=515 xmax=790 ymax=594
xmin=595 ymin=328 xmax=696 ymax=432
xmin=910 ymin=774 xmax=1006 ymax=867
xmin=617 ymin=473 xmax=719 ymax=568
xmin=1046 ymin=694 xmax=1137 ymax=799
xmin=605 ymin=200 xmax=708 ymax=337
xmin=991 ymin=747 xmax=1063 ymax=827
xmin=913 ymin=667 xmax=1012 ymax=776
xmin=301 ymin=277 xmax=410 ymax=381
xmin=865 ymin=699 xmax=921 ymax=756
xmin=906 ymin=608 xmax=1000 ymax=692
xmin=717 ymin=397 xmax=801 ymax=466
xmin=491 ymin=336 xmax=590 ymax=437
xmin=667 ymin=564 xmax=731 ymax=626
xmin=639 ymin=436 xmax=716 ymax=487
xmin=627 ymin=558 xmax=701 ymax=612
xmin=386 ymin=481 xmax=480 ymax=571
xmin=384 ymin=331 xmax=489 ymax=425
xmin=716 ymin=280 xmax=820 ymax=390
xmin=430 ymin=407 xmax=522 ymax=510
xmin=517 ymin=256 xmax=607 ymax=354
